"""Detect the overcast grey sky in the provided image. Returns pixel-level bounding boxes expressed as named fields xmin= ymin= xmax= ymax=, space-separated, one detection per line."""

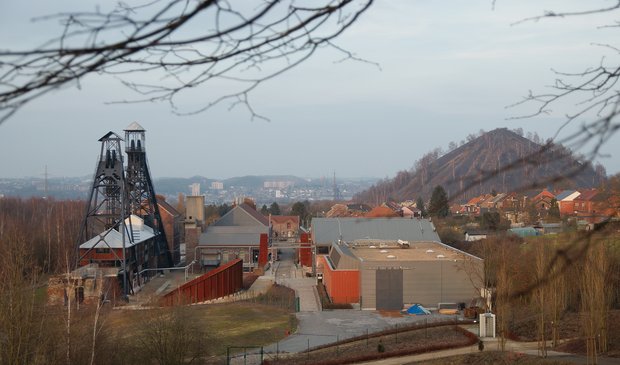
xmin=1 ymin=1 xmax=619 ymax=179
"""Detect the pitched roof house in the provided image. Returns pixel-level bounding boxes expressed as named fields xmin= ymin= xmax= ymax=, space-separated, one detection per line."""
xmin=270 ymin=215 xmax=300 ymax=240
xmin=556 ymin=190 xmax=581 ymax=216
xmin=573 ymin=189 xmax=599 ymax=215
xmin=198 ymin=203 xmax=270 ymax=271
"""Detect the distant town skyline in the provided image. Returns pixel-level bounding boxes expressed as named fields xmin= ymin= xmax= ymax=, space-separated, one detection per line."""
xmin=1 ymin=1 xmax=619 ymax=179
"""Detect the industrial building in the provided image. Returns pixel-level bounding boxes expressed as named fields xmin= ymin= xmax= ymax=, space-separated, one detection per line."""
xmin=312 ymin=218 xmax=483 ymax=310
xmin=311 ymin=217 xmax=442 ymax=254
xmin=79 ymin=215 xmax=158 ymax=291
xmin=72 ymin=123 xmax=175 ymax=298
xmin=197 ymin=203 xmax=270 ymax=271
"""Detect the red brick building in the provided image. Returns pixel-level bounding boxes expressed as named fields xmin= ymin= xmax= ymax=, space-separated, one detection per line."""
xmin=157 ymin=197 xmax=184 ymax=265
xmin=556 ymin=190 xmax=581 ymax=216
xmin=270 ymin=215 xmax=299 ymax=240
xmin=573 ymin=189 xmax=599 ymax=215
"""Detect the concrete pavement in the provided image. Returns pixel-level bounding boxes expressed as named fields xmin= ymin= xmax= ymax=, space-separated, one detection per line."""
xmin=265 ymin=310 xmax=465 ymax=353
xmin=272 ymin=247 xmax=321 ymax=312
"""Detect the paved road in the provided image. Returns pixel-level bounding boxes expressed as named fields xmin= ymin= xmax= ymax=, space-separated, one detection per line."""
xmin=258 ymin=257 xmax=620 ymax=365
xmin=265 ymin=246 xmax=465 ymax=354
xmin=274 ymin=247 xmax=321 ymax=312
xmin=356 ymin=337 xmax=620 ymax=365
xmin=265 ymin=310 xmax=464 ymax=354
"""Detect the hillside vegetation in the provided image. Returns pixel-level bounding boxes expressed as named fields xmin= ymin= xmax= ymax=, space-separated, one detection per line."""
xmin=355 ymin=128 xmax=605 ymax=204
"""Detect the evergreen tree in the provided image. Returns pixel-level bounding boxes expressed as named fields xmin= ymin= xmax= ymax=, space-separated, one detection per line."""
xmin=269 ymin=202 xmax=281 ymax=215
xmin=428 ymin=185 xmax=449 ymax=218
xmin=218 ymin=203 xmax=231 ymax=217
xmin=290 ymin=200 xmax=311 ymax=225
xmin=481 ymin=212 xmax=501 ymax=230
xmin=526 ymin=203 xmax=540 ymax=225
xmin=260 ymin=204 xmax=269 ymax=215
xmin=415 ymin=197 xmax=427 ymax=217
xmin=548 ymin=198 xmax=561 ymax=221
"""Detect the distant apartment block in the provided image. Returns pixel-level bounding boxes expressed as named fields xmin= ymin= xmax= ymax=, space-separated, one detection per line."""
xmin=189 ymin=183 xmax=200 ymax=196
xmin=264 ymin=181 xmax=294 ymax=189
xmin=211 ymin=181 xmax=224 ymax=190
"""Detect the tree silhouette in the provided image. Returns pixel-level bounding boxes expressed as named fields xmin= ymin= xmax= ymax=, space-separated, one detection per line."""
xmin=427 ymin=185 xmax=449 ymax=218
xmin=269 ymin=202 xmax=281 ymax=215
xmin=415 ymin=196 xmax=427 ymax=217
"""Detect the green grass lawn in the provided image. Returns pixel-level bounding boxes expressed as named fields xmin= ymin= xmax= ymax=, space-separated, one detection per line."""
xmin=195 ymin=302 xmax=297 ymax=354
xmin=107 ymin=299 xmax=297 ymax=356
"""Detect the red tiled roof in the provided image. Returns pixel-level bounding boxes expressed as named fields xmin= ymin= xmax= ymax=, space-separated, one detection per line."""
xmin=533 ymin=189 xmax=556 ymax=201
xmin=365 ymin=206 xmax=399 ymax=218
xmin=466 ymin=195 xmax=484 ymax=205
xmin=270 ymin=215 xmax=300 ymax=224
xmin=575 ymin=189 xmax=598 ymax=201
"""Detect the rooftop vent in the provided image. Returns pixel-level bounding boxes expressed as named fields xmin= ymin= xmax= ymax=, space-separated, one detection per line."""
xmin=387 ymin=255 xmax=396 ymax=259
xmin=436 ymin=254 xmax=446 ymax=258
xmin=426 ymin=249 xmax=434 ymax=253
xmin=369 ymin=245 xmax=377 ymax=249
xmin=380 ymin=250 xmax=388 ymax=253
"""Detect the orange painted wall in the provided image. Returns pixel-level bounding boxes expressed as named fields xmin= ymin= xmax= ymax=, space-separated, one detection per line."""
xmin=259 ymin=233 xmax=269 ymax=267
xmin=318 ymin=256 xmax=359 ymax=304
xmin=298 ymin=243 xmax=312 ymax=267
xmin=79 ymin=248 xmax=125 ymax=266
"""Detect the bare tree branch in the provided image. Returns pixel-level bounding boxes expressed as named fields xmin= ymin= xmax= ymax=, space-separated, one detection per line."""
xmin=0 ymin=0 xmax=374 ymax=123
xmin=511 ymin=1 xmax=620 ymax=26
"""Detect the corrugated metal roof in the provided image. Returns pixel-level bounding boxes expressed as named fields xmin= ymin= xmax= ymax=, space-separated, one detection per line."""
xmin=311 ymin=217 xmax=441 ymax=244
xmin=125 ymin=121 xmax=145 ymax=131
xmin=199 ymin=206 xmax=268 ymax=246
xmin=509 ymin=227 xmax=539 ymax=237
xmin=98 ymin=131 xmax=123 ymax=142
xmin=79 ymin=215 xmax=155 ymax=249
xmin=556 ymin=190 xmax=579 ymax=201
xmin=214 ymin=204 xmax=269 ymax=227
xmin=330 ymin=243 xmax=359 ymax=270
xmin=199 ymin=232 xmax=261 ymax=246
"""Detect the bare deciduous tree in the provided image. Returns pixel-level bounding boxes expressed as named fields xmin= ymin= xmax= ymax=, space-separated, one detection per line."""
xmin=509 ymin=3 xmax=620 ymax=168
xmin=580 ymin=239 xmax=611 ymax=363
xmin=133 ymin=306 xmax=210 ymax=365
xmin=0 ymin=229 xmax=46 ymax=364
xmin=533 ymin=243 xmax=548 ymax=357
xmin=494 ymin=243 xmax=513 ymax=351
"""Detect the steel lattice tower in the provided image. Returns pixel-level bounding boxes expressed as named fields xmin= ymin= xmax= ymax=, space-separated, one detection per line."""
xmin=78 ymin=131 xmax=126 ymax=244
xmin=333 ymin=171 xmax=342 ymax=201
xmin=124 ymin=122 xmax=173 ymax=268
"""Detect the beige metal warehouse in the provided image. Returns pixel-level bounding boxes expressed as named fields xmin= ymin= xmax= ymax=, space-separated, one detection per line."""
xmin=314 ymin=217 xmax=483 ymax=310
xmin=347 ymin=240 xmax=483 ymax=310
xmin=327 ymin=236 xmax=483 ymax=310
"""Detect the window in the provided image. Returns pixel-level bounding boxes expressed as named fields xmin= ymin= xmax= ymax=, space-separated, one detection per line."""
xmin=287 ymin=222 xmax=291 ymax=229
xmin=95 ymin=248 xmax=110 ymax=254
xmin=252 ymin=249 xmax=260 ymax=263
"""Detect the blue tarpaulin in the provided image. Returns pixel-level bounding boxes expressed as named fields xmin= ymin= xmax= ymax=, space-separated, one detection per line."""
xmin=406 ymin=304 xmax=431 ymax=315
